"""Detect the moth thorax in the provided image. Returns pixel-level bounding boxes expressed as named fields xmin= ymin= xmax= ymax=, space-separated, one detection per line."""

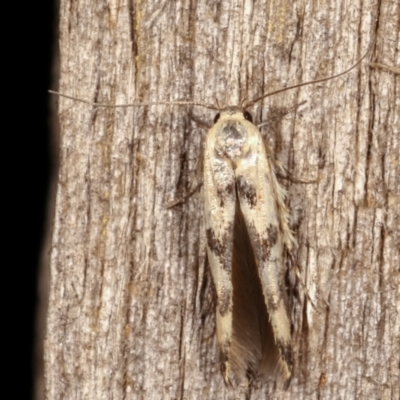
xmin=215 ymin=120 xmax=250 ymax=162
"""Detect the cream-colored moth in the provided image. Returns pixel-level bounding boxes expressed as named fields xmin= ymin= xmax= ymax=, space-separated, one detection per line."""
xmin=50 ymin=40 xmax=373 ymax=388
xmin=204 ymin=105 xmax=295 ymax=386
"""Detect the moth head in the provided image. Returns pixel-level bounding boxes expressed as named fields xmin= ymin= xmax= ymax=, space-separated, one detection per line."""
xmin=212 ymin=107 xmax=254 ymax=161
xmin=213 ymin=107 xmax=253 ymax=125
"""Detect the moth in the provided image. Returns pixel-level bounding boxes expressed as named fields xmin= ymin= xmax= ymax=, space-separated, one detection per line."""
xmin=203 ymin=105 xmax=295 ymax=386
xmin=50 ymin=40 xmax=374 ymax=388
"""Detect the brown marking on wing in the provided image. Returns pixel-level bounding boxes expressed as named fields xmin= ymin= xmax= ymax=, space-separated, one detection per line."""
xmin=219 ymin=339 xmax=232 ymax=384
xmin=236 ymin=175 xmax=257 ymax=208
xmin=275 ymin=339 xmax=293 ymax=372
xmin=207 ymin=223 xmax=234 ymax=271
xmin=218 ymin=286 xmax=232 ymax=317
xmin=267 ymin=224 xmax=278 ymax=246
xmin=206 ymin=228 xmax=225 ymax=257
xmin=245 ymin=222 xmax=271 ymax=263
xmin=265 ymin=294 xmax=281 ymax=313
xmin=217 ymin=182 xmax=235 ymax=207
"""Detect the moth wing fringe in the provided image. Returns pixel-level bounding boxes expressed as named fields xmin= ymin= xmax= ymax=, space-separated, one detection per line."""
xmin=265 ymin=149 xmax=297 ymax=251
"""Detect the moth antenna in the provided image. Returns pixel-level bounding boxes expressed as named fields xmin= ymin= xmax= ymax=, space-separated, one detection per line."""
xmin=48 ymin=90 xmax=218 ymax=110
xmin=244 ymin=37 xmax=375 ymax=109
xmin=240 ymin=96 xmax=248 ymax=108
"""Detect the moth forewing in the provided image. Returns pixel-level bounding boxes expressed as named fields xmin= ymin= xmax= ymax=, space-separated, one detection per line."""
xmin=203 ymin=112 xmax=237 ymax=383
xmin=235 ymin=120 xmax=293 ymax=380
xmin=203 ymin=108 xmax=294 ymax=386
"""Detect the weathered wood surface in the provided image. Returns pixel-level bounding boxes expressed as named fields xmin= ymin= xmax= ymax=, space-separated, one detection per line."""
xmin=44 ymin=0 xmax=399 ymax=399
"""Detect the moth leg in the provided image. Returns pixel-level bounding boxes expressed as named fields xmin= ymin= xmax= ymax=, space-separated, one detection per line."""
xmin=166 ymin=144 xmax=204 ymax=208
xmin=235 ymin=156 xmax=293 ymax=385
xmin=166 ymin=183 xmax=202 ymax=208
xmin=256 ymin=100 xmax=307 ymax=129
xmin=203 ymin=155 xmax=236 ymax=385
xmin=275 ymin=169 xmax=317 ymax=184
xmin=288 ymin=252 xmax=320 ymax=309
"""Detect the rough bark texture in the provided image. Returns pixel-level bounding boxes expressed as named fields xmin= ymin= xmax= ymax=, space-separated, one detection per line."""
xmin=44 ymin=0 xmax=399 ymax=399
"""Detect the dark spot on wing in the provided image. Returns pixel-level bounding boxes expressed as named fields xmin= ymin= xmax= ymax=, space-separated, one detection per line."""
xmin=260 ymin=235 xmax=271 ymax=261
xmin=219 ymin=348 xmax=229 ymax=367
xmin=206 ymin=224 xmax=234 ymax=273
xmin=245 ymin=223 xmax=271 ymax=263
xmin=276 ymin=339 xmax=293 ymax=371
xmin=219 ymin=340 xmax=231 ymax=379
xmin=237 ymin=175 xmax=257 ymax=207
xmin=221 ymin=222 xmax=234 ymax=272
xmin=206 ymin=228 xmax=224 ymax=257
xmin=267 ymin=224 xmax=278 ymax=246
xmin=266 ymin=293 xmax=280 ymax=312
xmin=225 ymin=182 xmax=235 ymax=196
xmin=217 ymin=182 xmax=235 ymax=207
xmin=218 ymin=287 xmax=231 ymax=316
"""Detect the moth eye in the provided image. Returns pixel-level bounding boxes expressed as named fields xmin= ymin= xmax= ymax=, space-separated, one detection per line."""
xmin=214 ymin=113 xmax=221 ymax=124
xmin=243 ymin=111 xmax=253 ymax=123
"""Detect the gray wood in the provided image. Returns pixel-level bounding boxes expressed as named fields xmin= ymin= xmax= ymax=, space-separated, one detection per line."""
xmin=44 ymin=0 xmax=399 ymax=399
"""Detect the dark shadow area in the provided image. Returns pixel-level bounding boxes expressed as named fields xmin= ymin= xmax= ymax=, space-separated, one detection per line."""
xmin=17 ymin=1 xmax=57 ymax=399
